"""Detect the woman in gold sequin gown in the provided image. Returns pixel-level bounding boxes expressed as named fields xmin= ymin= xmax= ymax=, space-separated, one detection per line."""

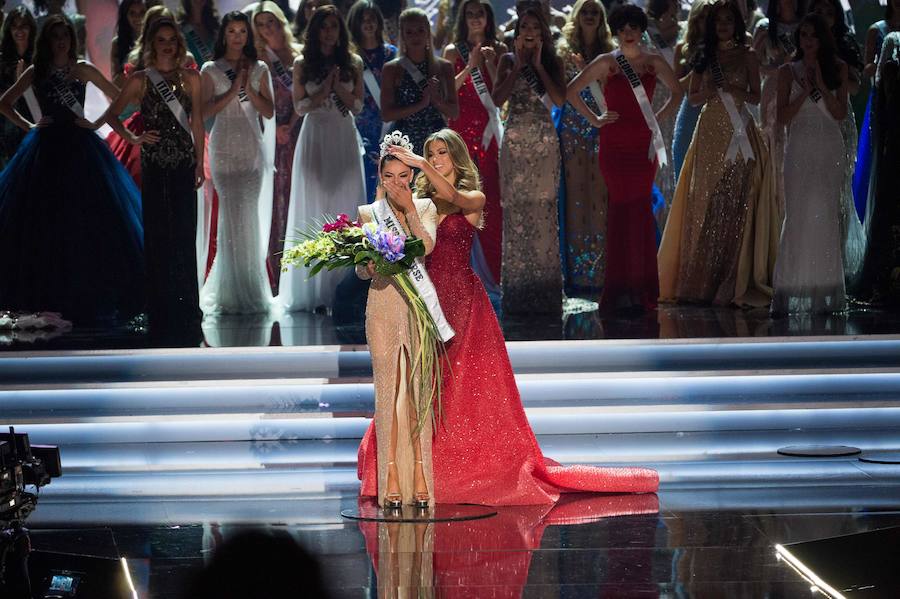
xmin=356 ymin=154 xmax=438 ymax=508
xmin=658 ymin=1 xmax=779 ymax=307
xmin=493 ymin=8 xmax=566 ymax=315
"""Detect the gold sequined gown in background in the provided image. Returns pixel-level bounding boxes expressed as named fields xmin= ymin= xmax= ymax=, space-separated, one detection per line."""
xmin=658 ymin=49 xmax=779 ymax=307
xmin=356 ymin=198 xmax=438 ymax=506
xmin=500 ymin=75 xmax=563 ymax=315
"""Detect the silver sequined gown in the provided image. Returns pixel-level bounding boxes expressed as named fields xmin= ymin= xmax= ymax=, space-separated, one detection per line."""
xmin=199 ymin=59 xmax=274 ymax=315
xmin=772 ymin=66 xmax=847 ymax=314
xmin=499 ymin=75 xmax=562 ymax=315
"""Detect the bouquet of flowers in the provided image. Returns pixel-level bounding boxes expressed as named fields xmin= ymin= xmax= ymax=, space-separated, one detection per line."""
xmin=281 ymin=213 xmax=447 ymax=432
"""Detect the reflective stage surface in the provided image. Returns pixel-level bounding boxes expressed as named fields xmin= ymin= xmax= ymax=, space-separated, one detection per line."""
xmin=22 ymin=486 xmax=900 ymax=598
xmin=5 ymin=304 xmax=900 ymax=350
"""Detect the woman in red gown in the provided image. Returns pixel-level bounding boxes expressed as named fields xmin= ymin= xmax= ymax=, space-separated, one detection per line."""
xmin=442 ymin=0 xmax=506 ymax=286
xmin=358 ymin=129 xmax=659 ymax=506
xmin=566 ymin=4 xmax=682 ymax=312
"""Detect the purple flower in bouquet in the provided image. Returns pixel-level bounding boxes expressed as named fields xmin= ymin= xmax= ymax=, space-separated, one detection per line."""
xmin=365 ymin=225 xmax=407 ymax=263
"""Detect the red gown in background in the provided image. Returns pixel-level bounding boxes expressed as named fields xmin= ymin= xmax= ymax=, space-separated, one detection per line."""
xmin=597 ymin=68 xmax=660 ymax=312
xmin=105 ymin=63 xmax=143 ymax=187
xmin=358 ymin=213 xmax=659 ymax=505
xmin=448 ymin=53 xmax=502 ymax=284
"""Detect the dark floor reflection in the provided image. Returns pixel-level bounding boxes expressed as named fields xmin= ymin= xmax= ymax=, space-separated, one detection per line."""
xmin=3 ymin=303 xmax=900 ymax=350
xmin=357 ymin=494 xmax=660 ymax=597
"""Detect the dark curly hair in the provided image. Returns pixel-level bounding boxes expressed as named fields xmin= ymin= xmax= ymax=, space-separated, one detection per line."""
xmin=453 ymin=0 xmax=500 ymax=48
xmin=177 ymin=0 xmax=220 ymax=39
xmin=793 ymin=12 xmax=841 ymax=90
xmin=0 ymin=6 xmax=37 ymax=66
xmin=646 ymin=0 xmax=677 ymax=20
xmin=346 ymin=0 xmax=385 ymax=50
xmin=33 ymin=14 xmax=77 ymax=83
xmin=694 ymin=0 xmax=747 ymax=73
xmin=808 ymin=0 xmax=863 ymax=72
xmin=301 ymin=5 xmax=356 ymax=84
xmin=514 ymin=7 xmax=562 ymax=84
xmin=766 ymin=0 xmax=807 ymax=45
xmin=213 ymin=11 xmax=258 ymax=61
xmin=608 ymin=3 xmax=648 ymax=34
xmin=115 ymin=0 xmax=144 ymax=72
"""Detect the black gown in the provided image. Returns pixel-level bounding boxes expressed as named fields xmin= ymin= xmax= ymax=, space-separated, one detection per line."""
xmin=140 ymin=69 xmax=202 ymax=333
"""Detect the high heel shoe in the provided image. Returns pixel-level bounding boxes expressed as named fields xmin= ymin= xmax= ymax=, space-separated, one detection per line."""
xmin=413 ymin=460 xmax=430 ymax=510
xmin=383 ymin=461 xmax=402 ymax=510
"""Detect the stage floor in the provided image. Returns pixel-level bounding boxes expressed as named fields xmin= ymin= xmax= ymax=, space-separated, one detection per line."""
xmin=23 ymin=483 xmax=900 ymax=598
xmin=4 ymin=303 xmax=900 ymax=350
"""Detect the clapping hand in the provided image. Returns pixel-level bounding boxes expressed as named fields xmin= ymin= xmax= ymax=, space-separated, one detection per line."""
xmin=467 ymin=44 xmax=483 ymax=71
xmin=425 ymin=76 xmax=441 ymax=104
xmin=481 ymin=45 xmax=496 ymax=65
xmin=572 ymin=52 xmax=585 ymax=71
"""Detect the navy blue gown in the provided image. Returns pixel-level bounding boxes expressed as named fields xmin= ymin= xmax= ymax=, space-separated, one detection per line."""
xmin=0 ymin=67 xmax=144 ymax=322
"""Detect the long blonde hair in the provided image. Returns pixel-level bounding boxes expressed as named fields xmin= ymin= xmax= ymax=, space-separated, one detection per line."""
xmin=398 ymin=8 xmax=436 ymax=74
xmin=252 ymin=1 xmax=301 ymax=58
xmin=561 ymin=0 xmax=614 ymax=62
xmin=415 ymin=129 xmax=481 ymax=201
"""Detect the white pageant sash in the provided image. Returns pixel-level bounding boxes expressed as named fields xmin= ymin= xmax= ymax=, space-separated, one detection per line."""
xmin=372 ymin=199 xmax=455 ymax=343
xmin=458 ymin=43 xmax=503 ymax=148
xmin=588 ymin=80 xmax=607 ymax=113
xmin=710 ymin=60 xmax=754 ymax=162
xmin=647 ymin=23 xmax=675 ymax=67
xmin=50 ymin=71 xmax=84 ymax=118
xmin=398 ymin=56 xmax=428 ymax=89
xmin=521 ymin=64 xmax=554 ymax=112
xmin=23 ymin=87 xmax=42 ymax=122
xmin=363 ymin=64 xmax=382 ymax=109
xmin=183 ymin=24 xmax=213 ymax=63
xmin=614 ymin=51 xmax=667 ymax=166
xmin=265 ymin=46 xmax=293 ymax=90
xmin=793 ymin=63 xmax=835 ymax=119
xmin=222 ymin=62 xmax=263 ymax=135
xmin=146 ymin=68 xmax=193 ymax=139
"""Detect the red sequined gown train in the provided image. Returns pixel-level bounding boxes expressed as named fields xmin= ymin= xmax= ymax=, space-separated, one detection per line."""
xmin=357 ymin=213 xmax=659 ymax=505
xmin=448 ymin=51 xmax=502 ymax=284
xmin=598 ymin=68 xmax=660 ymax=312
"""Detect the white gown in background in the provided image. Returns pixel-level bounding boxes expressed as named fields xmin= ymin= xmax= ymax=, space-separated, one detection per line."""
xmin=772 ymin=64 xmax=847 ymax=314
xmin=199 ymin=59 xmax=275 ymax=315
xmin=279 ymin=62 xmax=366 ymax=313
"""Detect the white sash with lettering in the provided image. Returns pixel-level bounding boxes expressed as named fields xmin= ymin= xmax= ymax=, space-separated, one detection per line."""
xmin=588 ymin=80 xmax=607 ymax=113
xmin=183 ymin=24 xmax=213 ymax=63
xmin=265 ymin=46 xmax=292 ymax=90
xmin=372 ymin=199 xmax=455 ymax=343
xmin=222 ymin=61 xmax=264 ymax=136
xmin=710 ymin=60 xmax=754 ymax=162
xmin=614 ymin=51 xmax=667 ymax=166
xmin=521 ymin=65 xmax=554 ymax=113
xmin=50 ymin=71 xmax=84 ymax=118
xmin=362 ymin=57 xmax=382 ymax=110
xmin=793 ymin=63 xmax=835 ymax=120
xmin=398 ymin=56 xmax=428 ymax=89
xmin=23 ymin=87 xmax=42 ymax=121
xmin=457 ymin=44 xmax=503 ymax=148
xmin=647 ymin=23 xmax=675 ymax=67
xmin=146 ymin=67 xmax=193 ymax=139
